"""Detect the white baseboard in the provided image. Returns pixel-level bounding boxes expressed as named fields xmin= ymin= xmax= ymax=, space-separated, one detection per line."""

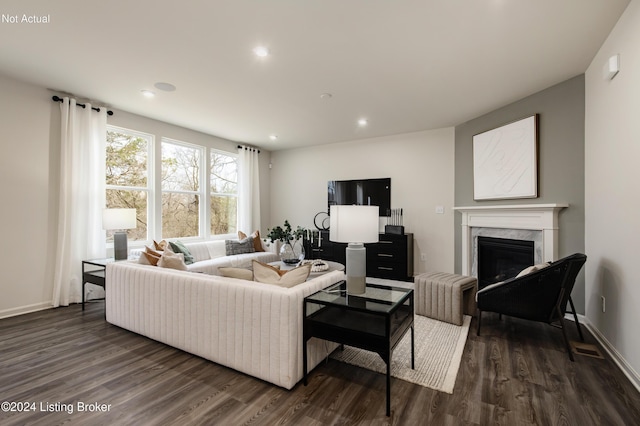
xmin=566 ymin=313 xmax=640 ymax=393
xmin=0 ymin=301 xmax=52 ymax=319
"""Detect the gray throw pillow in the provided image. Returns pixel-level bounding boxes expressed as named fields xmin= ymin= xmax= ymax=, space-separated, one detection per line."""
xmin=225 ymin=237 xmax=256 ymax=255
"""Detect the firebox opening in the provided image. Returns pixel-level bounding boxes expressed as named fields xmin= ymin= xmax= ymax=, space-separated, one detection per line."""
xmin=477 ymin=236 xmax=534 ymax=289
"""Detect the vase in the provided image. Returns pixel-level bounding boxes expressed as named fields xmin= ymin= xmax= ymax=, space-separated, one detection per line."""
xmin=280 ymin=239 xmax=305 ymax=265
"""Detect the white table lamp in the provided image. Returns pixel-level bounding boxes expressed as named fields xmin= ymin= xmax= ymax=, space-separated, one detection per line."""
xmin=329 ymin=205 xmax=379 ymax=294
xmin=103 ymin=208 xmax=137 ymax=260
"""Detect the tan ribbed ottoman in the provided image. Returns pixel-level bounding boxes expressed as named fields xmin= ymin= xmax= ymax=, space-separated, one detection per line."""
xmin=414 ymin=272 xmax=477 ymax=325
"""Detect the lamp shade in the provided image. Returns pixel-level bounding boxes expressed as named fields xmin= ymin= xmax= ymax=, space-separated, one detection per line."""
xmin=329 ymin=205 xmax=379 ymax=243
xmin=102 ymin=208 xmax=137 ymax=230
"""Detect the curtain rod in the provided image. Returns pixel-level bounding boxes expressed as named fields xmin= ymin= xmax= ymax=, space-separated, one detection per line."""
xmin=238 ymin=145 xmax=260 ymax=153
xmin=52 ymin=95 xmax=114 ymax=116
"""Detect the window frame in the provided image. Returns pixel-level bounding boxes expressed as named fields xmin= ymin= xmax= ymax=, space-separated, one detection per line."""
xmin=160 ymin=137 xmax=206 ymax=240
xmin=105 ymin=125 xmax=155 ymax=245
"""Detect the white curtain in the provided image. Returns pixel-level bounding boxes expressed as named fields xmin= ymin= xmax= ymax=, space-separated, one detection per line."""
xmin=237 ymin=146 xmax=261 ymax=233
xmin=52 ymin=97 xmax=107 ymax=307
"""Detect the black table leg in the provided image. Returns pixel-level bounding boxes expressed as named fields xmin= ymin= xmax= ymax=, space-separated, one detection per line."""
xmin=411 ymin=325 xmax=415 ymax=369
xmin=386 ymin=358 xmax=391 ymax=416
xmin=303 ymin=339 xmax=308 ymax=386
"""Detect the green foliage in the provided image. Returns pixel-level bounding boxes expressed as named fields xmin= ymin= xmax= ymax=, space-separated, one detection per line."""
xmin=265 ymin=220 xmax=305 ymax=243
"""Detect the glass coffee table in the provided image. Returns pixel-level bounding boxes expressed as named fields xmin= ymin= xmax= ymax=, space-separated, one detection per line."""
xmin=303 ymin=280 xmax=414 ymax=416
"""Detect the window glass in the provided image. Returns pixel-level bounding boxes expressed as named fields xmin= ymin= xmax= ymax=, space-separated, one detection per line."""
xmin=161 ymin=140 xmax=201 ymax=238
xmin=106 ymin=128 xmax=151 ymax=241
xmin=210 ymin=152 xmax=238 ymax=235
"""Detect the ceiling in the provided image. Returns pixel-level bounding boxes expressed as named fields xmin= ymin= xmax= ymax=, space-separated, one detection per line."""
xmin=0 ymin=0 xmax=629 ymax=151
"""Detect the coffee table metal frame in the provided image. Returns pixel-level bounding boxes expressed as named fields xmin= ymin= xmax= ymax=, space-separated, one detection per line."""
xmin=303 ymin=280 xmax=414 ymax=416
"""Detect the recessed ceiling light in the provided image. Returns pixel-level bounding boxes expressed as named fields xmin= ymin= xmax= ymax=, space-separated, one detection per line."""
xmin=269 ymin=135 xmax=278 ymax=141
xmin=358 ymin=118 xmax=368 ymax=127
xmin=253 ymin=46 xmax=269 ymax=57
xmin=141 ymin=90 xmax=155 ymax=98
xmin=320 ymin=93 xmax=333 ymax=100
xmin=154 ymin=82 xmax=176 ymax=92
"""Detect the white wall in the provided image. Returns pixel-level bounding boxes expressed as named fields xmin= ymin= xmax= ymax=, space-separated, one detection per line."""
xmin=585 ymin=1 xmax=640 ymax=381
xmin=0 ymin=73 xmax=56 ymax=317
xmin=269 ymin=128 xmax=455 ymax=274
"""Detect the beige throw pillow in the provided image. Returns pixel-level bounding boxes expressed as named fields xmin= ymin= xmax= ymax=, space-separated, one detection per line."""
xmin=153 ymin=239 xmax=169 ymax=251
xmin=252 ymin=260 xmax=311 ymax=288
xmin=158 ymin=250 xmax=188 ymax=271
xmin=516 ymin=262 xmax=550 ymax=278
xmin=139 ymin=246 xmax=162 ymax=266
xmin=219 ymin=267 xmax=254 ymax=281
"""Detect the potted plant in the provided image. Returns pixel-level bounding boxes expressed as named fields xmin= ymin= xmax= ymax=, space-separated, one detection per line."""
xmin=264 ymin=220 xmax=306 ymax=265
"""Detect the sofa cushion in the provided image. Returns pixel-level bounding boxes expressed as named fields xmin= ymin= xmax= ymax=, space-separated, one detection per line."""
xmin=158 ymin=250 xmax=188 ymax=270
xmin=225 ymin=237 xmax=256 ymax=255
xmin=169 ymin=240 xmax=195 ymax=265
xmin=252 ymin=260 xmax=311 ymax=288
xmin=238 ymin=230 xmax=265 ymax=252
xmin=219 ymin=267 xmax=254 ymax=280
xmin=205 ymin=240 xmax=227 ymax=259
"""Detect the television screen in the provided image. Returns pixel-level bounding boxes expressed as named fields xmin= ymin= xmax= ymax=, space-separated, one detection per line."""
xmin=328 ymin=177 xmax=391 ymax=216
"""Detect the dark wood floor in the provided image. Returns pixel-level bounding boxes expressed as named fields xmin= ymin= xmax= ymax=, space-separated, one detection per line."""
xmin=1 ymin=302 xmax=639 ymax=426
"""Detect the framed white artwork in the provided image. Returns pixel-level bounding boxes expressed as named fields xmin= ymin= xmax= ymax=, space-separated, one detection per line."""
xmin=473 ymin=114 xmax=538 ymax=200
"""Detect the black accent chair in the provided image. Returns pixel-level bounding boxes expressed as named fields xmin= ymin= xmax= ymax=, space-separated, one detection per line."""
xmin=476 ymin=253 xmax=587 ymax=361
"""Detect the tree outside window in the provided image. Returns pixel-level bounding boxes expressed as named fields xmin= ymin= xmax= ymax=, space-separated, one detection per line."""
xmin=161 ymin=140 xmax=201 ymax=238
xmin=105 ymin=128 xmax=150 ymax=241
xmin=210 ymin=151 xmax=238 ymax=235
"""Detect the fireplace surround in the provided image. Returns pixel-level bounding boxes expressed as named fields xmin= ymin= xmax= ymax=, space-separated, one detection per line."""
xmin=454 ymin=204 xmax=568 ymax=277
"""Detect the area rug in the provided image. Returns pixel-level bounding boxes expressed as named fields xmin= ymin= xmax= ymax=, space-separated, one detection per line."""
xmin=330 ymin=314 xmax=471 ymax=393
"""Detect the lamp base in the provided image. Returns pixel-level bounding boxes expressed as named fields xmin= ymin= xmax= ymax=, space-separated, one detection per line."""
xmin=113 ymin=232 xmax=129 ymax=261
xmin=346 ymin=243 xmax=366 ymax=294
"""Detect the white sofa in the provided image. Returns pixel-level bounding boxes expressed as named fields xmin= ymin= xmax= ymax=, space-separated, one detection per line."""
xmin=130 ymin=239 xmax=280 ymax=275
xmin=105 ymin=261 xmax=343 ymax=389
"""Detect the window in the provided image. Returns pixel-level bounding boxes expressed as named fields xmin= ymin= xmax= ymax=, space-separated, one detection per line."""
xmin=161 ymin=139 xmax=202 ymax=238
xmin=105 ymin=127 xmax=151 ymax=242
xmin=105 ymin=126 xmax=238 ymax=242
xmin=210 ymin=150 xmax=238 ymax=235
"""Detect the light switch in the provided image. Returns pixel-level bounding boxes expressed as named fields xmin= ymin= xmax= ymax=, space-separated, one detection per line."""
xmin=435 ymin=206 xmax=445 ymax=214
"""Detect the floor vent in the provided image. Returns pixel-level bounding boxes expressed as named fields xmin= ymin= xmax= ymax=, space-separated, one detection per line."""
xmin=570 ymin=341 xmax=604 ymax=359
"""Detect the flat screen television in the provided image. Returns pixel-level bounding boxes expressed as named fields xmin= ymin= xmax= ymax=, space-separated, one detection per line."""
xmin=328 ymin=177 xmax=391 ymax=217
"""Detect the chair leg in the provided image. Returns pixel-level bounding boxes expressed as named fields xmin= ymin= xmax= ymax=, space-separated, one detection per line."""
xmin=568 ymin=296 xmax=584 ymax=341
xmin=476 ymin=309 xmax=482 ymax=336
xmin=557 ymin=305 xmax=575 ymax=362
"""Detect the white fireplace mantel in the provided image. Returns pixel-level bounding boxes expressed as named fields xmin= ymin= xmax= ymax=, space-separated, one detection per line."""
xmin=453 ymin=204 xmax=568 ymax=276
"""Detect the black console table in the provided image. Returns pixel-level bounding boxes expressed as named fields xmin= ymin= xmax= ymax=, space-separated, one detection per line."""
xmin=303 ymin=280 xmax=414 ymax=416
xmin=306 ymin=231 xmax=414 ymax=281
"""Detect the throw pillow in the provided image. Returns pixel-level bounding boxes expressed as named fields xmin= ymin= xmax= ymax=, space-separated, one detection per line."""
xmin=139 ymin=246 xmax=162 ymax=266
xmin=225 ymin=237 xmax=256 ymax=256
xmin=218 ymin=267 xmax=254 ymax=281
xmin=153 ymin=239 xmax=169 ymax=251
xmin=252 ymin=260 xmax=311 ymax=288
xmin=157 ymin=250 xmax=188 ymax=271
xmin=515 ymin=262 xmax=550 ymax=278
xmin=238 ymin=230 xmax=265 ymax=252
xmin=169 ymin=240 xmax=194 ymax=264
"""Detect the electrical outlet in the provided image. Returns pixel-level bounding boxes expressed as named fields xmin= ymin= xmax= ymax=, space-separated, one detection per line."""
xmin=421 ymin=253 xmax=426 ymax=261
xmin=601 ymin=295 xmax=606 ymax=313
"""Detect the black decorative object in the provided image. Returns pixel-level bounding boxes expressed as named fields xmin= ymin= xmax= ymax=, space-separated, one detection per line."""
xmin=314 ymin=211 xmax=330 ymax=231
xmin=385 ymin=208 xmax=404 ymax=235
